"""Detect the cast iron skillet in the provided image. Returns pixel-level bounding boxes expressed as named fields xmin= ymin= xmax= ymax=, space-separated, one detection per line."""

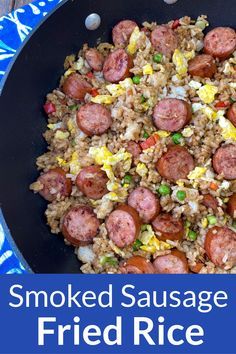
xmin=0 ymin=0 xmax=235 ymax=273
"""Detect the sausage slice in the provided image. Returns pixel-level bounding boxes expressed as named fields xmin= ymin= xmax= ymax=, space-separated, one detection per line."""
xmin=61 ymin=205 xmax=100 ymax=246
xmin=38 ymin=168 xmax=72 ymax=202
xmin=112 ymin=20 xmax=138 ymax=47
xmin=151 ymin=25 xmax=178 ymax=57
xmin=227 ymin=194 xmax=236 ymax=219
xmin=153 ymin=250 xmax=189 ymax=274
xmin=205 ymin=226 xmax=236 ymax=268
xmin=152 ymin=213 xmax=184 ymax=241
xmin=77 ymin=103 xmax=112 ymax=136
xmin=85 ymin=48 xmax=104 ymax=71
xmin=128 ymin=187 xmax=161 ymax=223
xmin=62 ymin=73 xmax=92 ymax=100
xmin=119 ymin=256 xmax=155 ymax=274
xmin=188 ymin=54 xmax=217 ymax=78
xmin=213 ymin=144 xmax=236 ymax=180
xmin=103 ymin=48 xmax=133 ymax=83
xmin=153 ymin=98 xmax=192 ymax=132
xmin=202 ymin=194 xmax=218 ymax=211
xmin=106 ymin=204 xmax=141 ymax=248
xmin=76 ymin=165 xmax=108 ymax=200
xmin=126 ymin=141 xmax=141 ymax=159
xmin=227 ymin=103 xmax=236 ymax=127
xmin=156 ymin=145 xmax=195 ymax=182
xmin=204 ymin=27 xmax=236 ymax=60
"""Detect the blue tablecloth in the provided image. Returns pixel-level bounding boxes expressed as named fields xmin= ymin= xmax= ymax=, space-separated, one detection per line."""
xmin=0 ymin=0 xmax=62 ymax=274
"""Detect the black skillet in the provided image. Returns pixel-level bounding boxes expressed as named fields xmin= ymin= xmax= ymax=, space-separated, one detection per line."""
xmin=0 ymin=0 xmax=235 ymax=273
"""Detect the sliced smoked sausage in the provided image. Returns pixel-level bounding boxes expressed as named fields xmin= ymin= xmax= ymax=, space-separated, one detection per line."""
xmin=103 ymin=48 xmax=133 ymax=83
xmin=128 ymin=187 xmax=161 ymax=223
xmin=227 ymin=103 xmax=236 ymax=127
xmin=106 ymin=204 xmax=141 ymax=248
xmin=205 ymin=226 xmax=236 ymax=268
xmin=85 ymin=48 xmax=104 ymax=71
xmin=38 ymin=168 xmax=72 ymax=202
xmin=153 ymin=250 xmax=189 ymax=274
xmin=227 ymin=194 xmax=236 ymax=219
xmin=212 ymin=144 xmax=236 ymax=180
xmin=61 ymin=205 xmax=100 ymax=246
xmin=204 ymin=27 xmax=236 ymax=60
xmin=112 ymin=20 xmax=138 ymax=47
xmin=77 ymin=103 xmax=112 ymax=136
xmin=62 ymin=73 xmax=92 ymax=100
xmin=202 ymin=194 xmax=218 ymax=211
xmin=151 ymin=25 xmax=178 ymax=57
xmin=126 ymin=141 xmax=141 ymax=159
xmin=119 ymin=256 xmax=155 ymax=274
xmin=152 ymin=213 xmax=184 ymax=241
xmin=156 ymin=145 xmax=195 ymax=182
xmin=153 ymin=98 xmax=192 ymax=132
xmin=188 ymin=54 xmax=217 ymax=78
xmin=76 ymin=165 xmax=108 ymax=200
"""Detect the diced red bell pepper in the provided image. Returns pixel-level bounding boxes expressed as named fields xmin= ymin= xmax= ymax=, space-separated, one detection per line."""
xmin=43 ymin=102 xmax=56 ymax=114
xmin=172 ymin=19 xmax=180 ymax=30
xmin=215 ymin=101 xmax=230 ymax=108
xmin=90 ymin=88 xmax=99 ymax=97
xmin=140 ymin=134 xmax=159 ymax=150
xmin=86 ymin=71 xmax=94 ymax=79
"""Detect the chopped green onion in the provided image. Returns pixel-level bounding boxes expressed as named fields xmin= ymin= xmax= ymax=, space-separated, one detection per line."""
xmin=153 ymin=53 xmax=163 ymax=63
xmin=141 ymin=95 xmax=147 ymax=103
xmin=143 ymin=131 xmax=149 ymax=139
xmin=132 ymin=75 xmax=141 ymax=84
xmin=207 ymin=215 xmax=217 ymax=225
xmin=184 ymin=220 xmax=191 ymax=228
xmin=122 ymin=174 xmax=132 ymax=185
xmin=68 ymin=104 xmax=79 ymax=110
xmin=230 ymin=97 xmax=236 ymax=103
xmin=188 ymin=230 xmax=197 ymax=241
xmin=172 ymin=132 xmax=183 ymax=145
xmin=177 ymin=190 xmax=186 ymax=201
xmin=100 ymin=256 xmax=118 ymax=266
xmin=158 ymin=184 xmax=171 ymax=196
xmin=232 ymin=220 xmax=236 ymax=229
xmin=133 ymin=239 xmax=143 ymax=251
xmin=141 ymin=224 xmax=148 ymax=232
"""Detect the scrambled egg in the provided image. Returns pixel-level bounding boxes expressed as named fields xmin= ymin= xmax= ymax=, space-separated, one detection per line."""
xmin=172 ymin=49 xmax=188 ymax=76
xmin=67 ymin=119 xmax=76 ymax=134
xmin=202 ymin=106 xmax=217 ymax=120
xmin=139 ymin=225 xmax=173 ymax=254
xmin=156 ymin=130 xmax=171 ymax=138
xmin=56 ymin=156 xmax=67 ymax=167
xmin=136 ymin=163 xmax=148 ymax=177
xmin=219 ymin=116 xmax=236 ymax=141
xmin=188 ymin=80 xmax=202 ymax=90
xmin=188 ymin=167 xmax=207 ymax=180
xmin=143 ymin=63 xmax=153 ymax=75
xmin=47 ymin=122 xmax=63 ymax=130
xmin=91 ymin=95 xmax=115 ymax=104
xmin=106 ymin=78 xmax=133 ymax=97
xmin=54 ymin=130 xmax=70 ymax=140
xmin=182 ymin=127 xmax=194 ymax=137
xmin=64 ymin=68 xmax=76 ymax=77
xmin=197 ymin=84 xmax=218 ymax=104
xmin=127 ymin=26 xmax=141 ymax=55
xmin=69 ymin=151 xmax=81 ymax=175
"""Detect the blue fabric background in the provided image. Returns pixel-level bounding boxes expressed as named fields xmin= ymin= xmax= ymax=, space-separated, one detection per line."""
xmin=0 ymin=0 xmax=62 ymax=274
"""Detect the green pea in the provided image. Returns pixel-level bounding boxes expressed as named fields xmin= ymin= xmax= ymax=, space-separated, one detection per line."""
xmin=100 ymin=256 xmax=118 ymax=266
xmin=132 ymin=75 xmax=141 ymax=84
xmin=184 ymin=220 xmax=191 ymax=228
xmin=143 ymin=131 xmax=149 ymax=139
xmin=172 ymin=132 xmax=183 ymax=145
xmin=68 ymin=104 xmax=79 ymax=110
xmin=122 ymin=174 xmax=132 ymax=185
xmin=141 ymin=95 xmax=147 ymax=103
xmin=153 ymin=53 xmax=163 ymax=63
xmin=158 ymin=184 xmax=171 ymax=196
xmin=177 ymin=190 xmax=186 ymax=201
xmin=133 ymin=239 xmax=143 ymax=251
xmin=188 ymin=230 xmax=197 ymax=241
xmin=207 ymin=215 xmax=217 ymax=225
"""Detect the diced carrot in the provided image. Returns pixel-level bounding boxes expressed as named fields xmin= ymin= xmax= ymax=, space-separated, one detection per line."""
xmin=172 ymin=19 xmax=180 ymax=30
xmin=140 ymin=134 xmax=160 ymax=150
xmin=86 ymin=71 xmax=94 ymax=79
xmin=43 ymin=102 xmax=56 ymax=114
xmin=209 ymin=182 xmax=218 ymax=191
xmin=90 ymin=88 xmax=99 ymax=97
xmin=215 ymin=101 xmax=230 ymax=108
xmin=190 ymin=262 xmax=204 ymax=274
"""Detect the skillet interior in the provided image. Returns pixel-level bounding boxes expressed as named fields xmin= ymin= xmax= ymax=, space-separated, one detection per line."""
xmin=0 ymin=0 xmax=235 ymax=273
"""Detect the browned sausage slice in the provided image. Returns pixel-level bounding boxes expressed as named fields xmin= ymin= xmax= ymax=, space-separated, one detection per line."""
xmin=61 ymin=205 xmax=100 ymax=246
xmin=38 ymin=168 xmax=72 ymax=202
xmin=103 ymin=49 xmax=133 ymax=83
xmin=202 ymin=194 xmax=218 ymax=211
xmin=156 ymin=145 xmax=195 ymax=182
xmin=62 ymin=73 xmax=92 ymax=100
xmin=128 ymin=187 xmax=161 ymax=223
xmin=227 ymin=194 xmax=236 ymax=219
xmin=77 ymin=103 xmax=112 ymax=136
xmin=153 ymin=98 xmax=192 ymax=132
xmin=119 ymin=256 xmax=155 ymax=274
xmin=227 ymin=103 xmax=236 ymax=127
xmin=106 ymin=204 xmax=141 ymax=248
xmin=213 ymin=144 xmax=236 ymax=180
xmin=85 ymin=48 xmax=104 ymax=71
xmin=205 ymin=226 xmax=236 ymax=268
xmin=76 ymin=165 xmax=108 ymax=200
xmin=152 ymin=213 xmax=184 ymax=241
xmin=188 ymin=54 xmax=217 ymax=78
xmin=112 ymin=20 xmax=138 ymax=47
xmin=153 ymin=250 xmax=189 ymax=274
xmin=151 ymin=25 xmax=178 ymax=57
xmin=126 ymin=141 xmax=141 ymax=159
xmin=204 ymin=27 xmax=236 ymax=60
